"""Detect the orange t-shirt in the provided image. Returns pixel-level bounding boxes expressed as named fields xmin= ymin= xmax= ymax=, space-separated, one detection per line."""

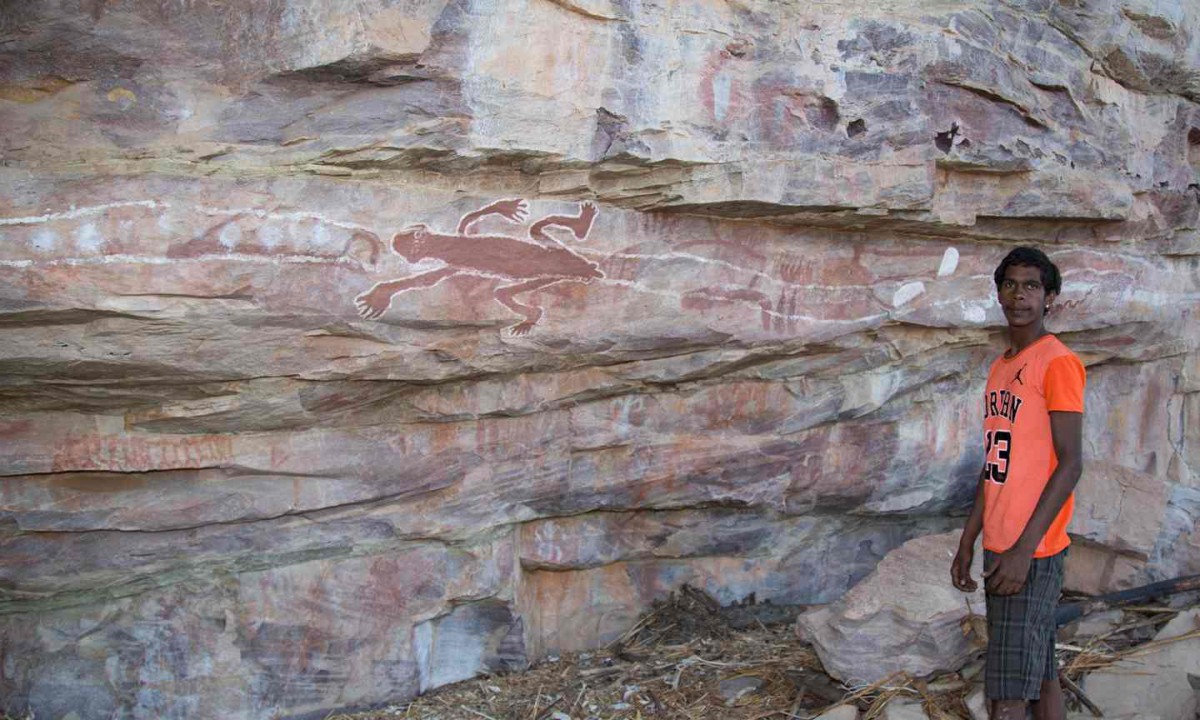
xmin=981 ymin=334 xmax=1085 ymax=557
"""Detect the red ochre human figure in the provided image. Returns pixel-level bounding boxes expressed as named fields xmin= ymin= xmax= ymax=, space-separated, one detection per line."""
xmin=355 ymin=199 xmax=602 ymax=335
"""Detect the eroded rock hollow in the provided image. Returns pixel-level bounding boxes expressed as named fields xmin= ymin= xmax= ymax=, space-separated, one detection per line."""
xmin=1 ymin=1 xmax=1198 ymax=718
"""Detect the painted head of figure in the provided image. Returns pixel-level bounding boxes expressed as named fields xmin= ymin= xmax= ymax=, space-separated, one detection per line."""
xmin=993 ymin=246 xmax=1061 ymax=329
xmin=391 ymin=224 xmax=430 ymax=262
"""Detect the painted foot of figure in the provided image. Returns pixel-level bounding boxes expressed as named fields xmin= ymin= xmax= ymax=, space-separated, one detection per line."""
xmin=571 ymin=201 xmax=597 ymax=239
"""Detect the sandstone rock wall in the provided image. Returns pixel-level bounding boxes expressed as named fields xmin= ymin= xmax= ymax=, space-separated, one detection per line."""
xmin=1 ymin=1 xmax=1198 ymax=718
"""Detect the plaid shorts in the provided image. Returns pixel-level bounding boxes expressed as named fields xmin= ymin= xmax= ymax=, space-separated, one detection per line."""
xmin=984 ymin=549 xmax=1066 ymax=701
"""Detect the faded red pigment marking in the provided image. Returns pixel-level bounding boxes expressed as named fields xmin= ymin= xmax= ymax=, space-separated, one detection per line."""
xmin=700 ymin=45 xmax=744 ymax=126
xmin=269 ymin=444 xmax=291 ymax=470
xmin=355 ymin=199 xmax=603 ymax=335
xmin=682 ymin=286 xmax=793 ymax=333
xmin=0 ymin=420 xmax=33 ymax=437
xmin=167 ymin=212 xmax=383 ymax=265
xmin=47 ymin=472 xmax=152 ymax=493
xmin=51 ymin=435 xmax=234 ymax=473
xmin=674 ymin=223 xmax=768 ymax=263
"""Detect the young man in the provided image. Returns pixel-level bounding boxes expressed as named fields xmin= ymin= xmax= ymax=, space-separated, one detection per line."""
xmin=951 ymin=247 xmax=1086 ymax=720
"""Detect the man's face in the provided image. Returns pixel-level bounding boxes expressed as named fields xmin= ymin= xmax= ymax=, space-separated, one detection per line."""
xmin=997 ymin=264 xmax=1057 ymax=328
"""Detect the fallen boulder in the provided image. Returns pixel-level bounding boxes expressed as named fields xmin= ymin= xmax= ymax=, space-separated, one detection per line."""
xmin=797 ymin=531 xmax=985 ymax=684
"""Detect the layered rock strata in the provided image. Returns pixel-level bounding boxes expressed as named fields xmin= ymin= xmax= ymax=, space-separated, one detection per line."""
xmin=1 ymin=1 xmax=1198 ymax=718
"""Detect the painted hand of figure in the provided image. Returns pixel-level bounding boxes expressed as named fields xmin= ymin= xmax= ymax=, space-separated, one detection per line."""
xmin=492 ymin=199 xmax=529 ymax=223
xmin=951 ymin=544 xmax=978 ymax=592
xmin=983 ymin=547 xmax=1032 ymax=596
xmin=509 ymin=320 xmax=536 ymax=336
xmin=354 ymin=287 xmax=392 ymax=320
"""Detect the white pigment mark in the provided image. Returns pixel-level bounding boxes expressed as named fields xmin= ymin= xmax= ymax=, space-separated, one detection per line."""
xmin=30 ymin=229 xmax=59 ymax=253
xmin=259 ymin=224 xmax=282 ymax=250
xmin=0 ymin=200 xmax=163 ymax=226
xmin=937 ymin=247 xmax=959 ymax=277
xmin=713 ymin=73 xmax=731 ymax=123
xmin=312 ymin=223 xmax=334 ymax=250
xmin=74 ymin=224 xmax=104 ymax=253
xmin=892 ymin=281 xmax=926 ymax=307
xmin=0 ymin=253 xmax=370 ymax=269
xmin=217 ymin=223 xmax=242 ymax=250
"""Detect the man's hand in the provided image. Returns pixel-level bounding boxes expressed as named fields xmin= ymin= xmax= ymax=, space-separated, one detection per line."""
xmin=951 ymin=543 xmax=978 ymax=592
xmin=983 ymin=547 xmax=1033 ymax=595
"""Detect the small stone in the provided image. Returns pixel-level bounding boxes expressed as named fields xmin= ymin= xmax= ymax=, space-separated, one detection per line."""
xmin=719 ymin=674 xmax=765 ymax=705
xmin=1059 ymin=608 xmax=1124 ymax=641
xmin=924 ymin=676 xmax=966 ymax=693
xmin=880 ymin=698 xmax=928 ymax=720
xmin=959 ymin=658 xmax=985 ymax=681
xmin=815 ymin=705 xmax=859 ymax=720
xmin=965 ymin=685 xmax=987 ymax=720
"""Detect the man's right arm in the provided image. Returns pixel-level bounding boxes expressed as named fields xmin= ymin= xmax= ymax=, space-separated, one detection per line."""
xmin=951 ymin=466 xmax=987 ymax=592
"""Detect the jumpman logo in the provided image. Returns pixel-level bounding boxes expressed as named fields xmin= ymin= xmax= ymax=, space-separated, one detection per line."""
xmin=1013 ymin=364 xmax=1027 ymax=386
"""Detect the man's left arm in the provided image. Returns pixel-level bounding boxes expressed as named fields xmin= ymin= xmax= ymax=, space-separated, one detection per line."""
xmin=984 ymin=411 xmax=1083 ymax=595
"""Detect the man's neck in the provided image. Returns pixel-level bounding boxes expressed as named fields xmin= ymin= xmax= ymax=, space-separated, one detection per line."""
xmin=1007 ymin=323 xmax=1049 ymax=356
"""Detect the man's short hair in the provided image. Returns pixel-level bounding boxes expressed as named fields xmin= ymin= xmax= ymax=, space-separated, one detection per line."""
xmin=993 ymin=246 xmax=1062 ymax=296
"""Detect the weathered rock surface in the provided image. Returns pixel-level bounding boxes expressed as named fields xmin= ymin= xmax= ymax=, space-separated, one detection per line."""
xmin=797 ymin=531 xmax=986 ymax=684
xmin=1078 ymin=608 xmax=1200 ymax=720
xmin=1 ymin=0 xmax=1199 ymax=718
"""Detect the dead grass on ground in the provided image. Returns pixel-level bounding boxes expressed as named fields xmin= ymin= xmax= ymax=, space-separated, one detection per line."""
xmin=330 ymin=586 xmax=1200 ymax=720
xmin=330 ymin=586 xmax=983 ymax=720
xmin=8 ymin=587 xmax=1198 ymax=720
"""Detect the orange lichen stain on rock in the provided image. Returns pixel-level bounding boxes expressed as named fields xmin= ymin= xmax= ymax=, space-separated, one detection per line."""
xmin=521 ymin=563 xmax=640 ymax=654
xmin=0 ymin=76 xmax=75 ymax=103
xmin=695 ymin=382 xmax=776 ymax=430
xmin=430 ymin=422 xmax=462 ymax=455
xmin=104 ymin=86 xmax=137 ymax=109
xmin=46 ymin=471 xmax=152 ymax=493
xmin=51 ymin=434 xmax=234 ymax=473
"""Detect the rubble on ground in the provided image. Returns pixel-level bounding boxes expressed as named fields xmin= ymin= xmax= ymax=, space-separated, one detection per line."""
xmin=1065 ymin=607 xmax=1200 ymax=720
xmin=325 ymin=563 xmax=1200 ymax=720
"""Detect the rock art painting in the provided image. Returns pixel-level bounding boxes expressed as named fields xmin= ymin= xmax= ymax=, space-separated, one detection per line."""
xmin=355 ymin=200 xmax=603 ymax=335
xmin=2 ymin=1 xmax=1199 ymax=717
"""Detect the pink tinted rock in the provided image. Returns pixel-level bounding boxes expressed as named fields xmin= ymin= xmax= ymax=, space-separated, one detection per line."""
xmin=1062 ymin=541 xmax=1147 ymax=596
xmin=1071 ymin=461 xmax=1170 ymax=559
